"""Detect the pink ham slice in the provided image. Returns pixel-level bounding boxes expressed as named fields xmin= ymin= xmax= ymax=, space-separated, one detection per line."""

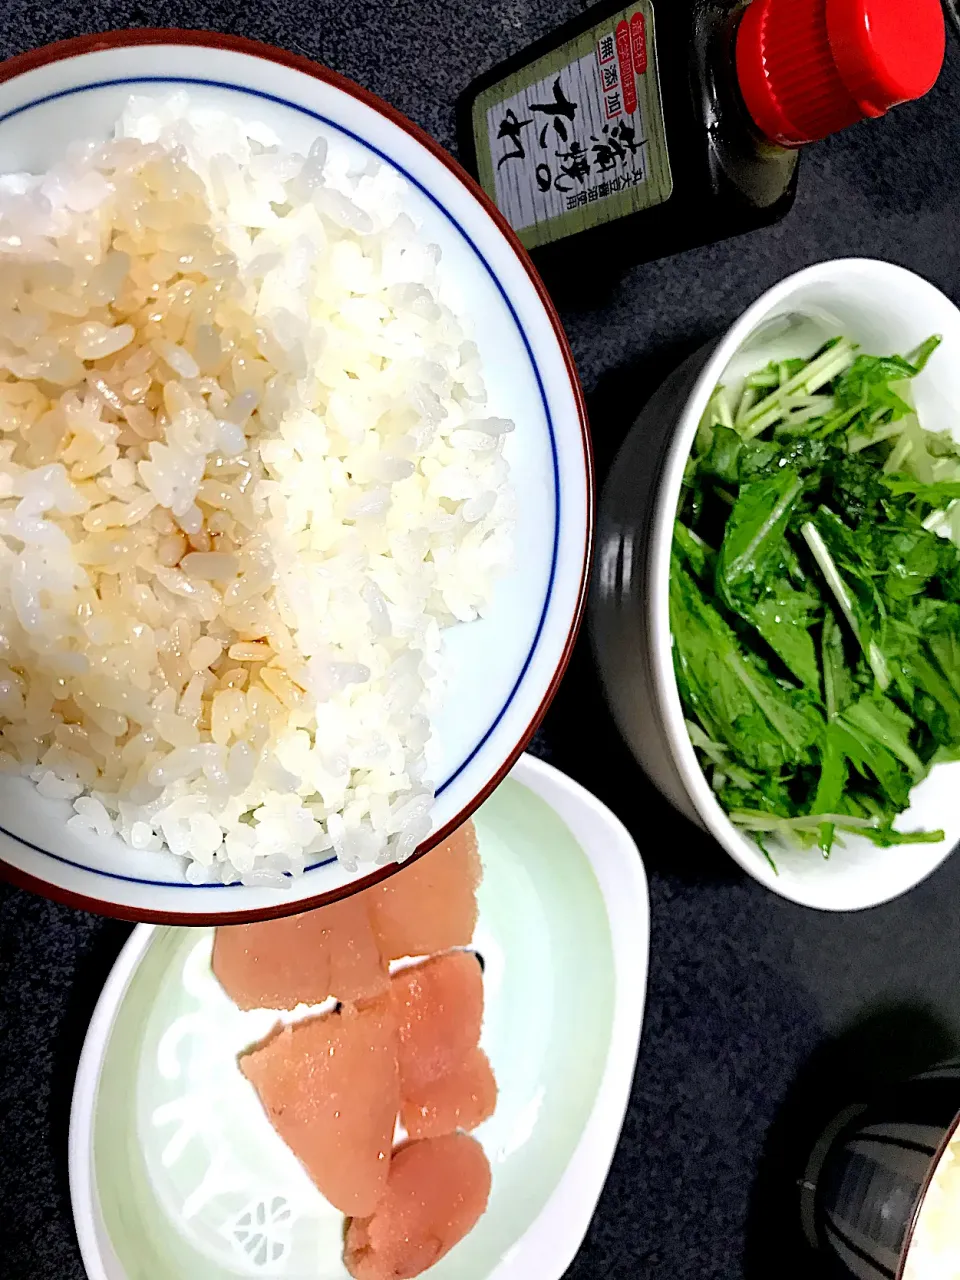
xmin=239 ymin=997 xmax=398 ymax=1217
xmin=213 ymin=895 xmax=388 ymax=1010
xmin=367 ymin=821 xmax=481 ymax=962
xmin=401 ymin=1047 xmax=498 ymax=1141
xmin=390 ymin=951 xmax=484 ymax=1094
xmin=344 ymin=1135 xmax=492 ymax=1280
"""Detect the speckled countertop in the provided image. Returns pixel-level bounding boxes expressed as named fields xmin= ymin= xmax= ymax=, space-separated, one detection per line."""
xmin=2 ymin=4 xmax=960 ymax=1278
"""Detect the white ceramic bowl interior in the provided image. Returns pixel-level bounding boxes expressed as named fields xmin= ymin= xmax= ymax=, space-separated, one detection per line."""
xmin=68 ymin=752 xmax=649 ymax=1280
xmin=651 ymin=259 xmax=960 ymax=911
xmin=0 ymin=35 xmax=591 ymax=920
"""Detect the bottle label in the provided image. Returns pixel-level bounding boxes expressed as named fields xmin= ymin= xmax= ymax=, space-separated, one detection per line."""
xmin=470 ymin=2 xmax=673 ymax=250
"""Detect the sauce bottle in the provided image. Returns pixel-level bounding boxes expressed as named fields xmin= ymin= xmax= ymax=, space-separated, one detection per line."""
xmin=457 ymin=0 xmax=945 ymax=285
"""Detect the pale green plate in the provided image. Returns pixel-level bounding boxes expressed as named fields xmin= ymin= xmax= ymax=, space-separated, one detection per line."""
xmin=70 ymin=755 xmax=649 ymax=1280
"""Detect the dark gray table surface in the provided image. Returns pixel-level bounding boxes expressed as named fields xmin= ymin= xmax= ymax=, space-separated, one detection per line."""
xmin=3 ymin=4 xmax=960 ymax=1278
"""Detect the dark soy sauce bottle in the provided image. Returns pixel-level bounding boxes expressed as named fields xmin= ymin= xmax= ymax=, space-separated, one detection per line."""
xmin=457 ymin=0 xmax=945 ymax=295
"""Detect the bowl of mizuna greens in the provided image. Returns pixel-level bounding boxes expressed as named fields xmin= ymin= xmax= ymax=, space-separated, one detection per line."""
xmin=592 ymin=259 xmax=960 ymax=910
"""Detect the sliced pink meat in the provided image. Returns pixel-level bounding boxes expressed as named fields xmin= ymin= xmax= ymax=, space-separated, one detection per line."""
xmin=390 ymin=951 xmax=484 ymax=1094
xmin=213 ymin=895 xmax=388 ymax=1010
xmin=367 ymin=821 xmax=481 ymax=962
xmin=344 ymin=1135 xmax=492 ymax=1280
xmin=401 ymin=1047 xmax=498 ymax=1141
xmin=239 ymin=997 xmax=399 ymax=1216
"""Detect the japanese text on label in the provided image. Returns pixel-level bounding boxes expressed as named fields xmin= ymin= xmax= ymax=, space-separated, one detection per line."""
xmin=486 ymin=15 xmax=650 ymax=232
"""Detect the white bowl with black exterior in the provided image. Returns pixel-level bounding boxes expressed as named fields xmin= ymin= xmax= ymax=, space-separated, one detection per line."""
xmin=592 ymin=258 xmax=960 ymax=911
xmin=0 ymin=31 xmax=592 ymax=923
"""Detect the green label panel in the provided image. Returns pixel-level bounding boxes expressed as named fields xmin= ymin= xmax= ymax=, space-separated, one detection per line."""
xmin=472 ymin=2 xmax=673 ymax=250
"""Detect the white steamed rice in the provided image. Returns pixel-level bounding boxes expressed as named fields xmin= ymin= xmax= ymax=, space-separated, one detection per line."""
xmin=902 ymin=1126 xmax=960 ymax=1280
xmin=0 ymin=92 xmax=513 ymax=885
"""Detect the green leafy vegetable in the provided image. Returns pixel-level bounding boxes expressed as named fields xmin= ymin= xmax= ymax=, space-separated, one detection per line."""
xmin=672 ymin=333 xmax=960 ymax=859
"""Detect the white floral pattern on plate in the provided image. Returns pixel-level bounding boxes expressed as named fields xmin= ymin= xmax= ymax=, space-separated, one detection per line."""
xmin=137 ymin=933 xmax=346 ymax=1275
xmin=224 ymin=1196 xmax=293 ymax=1268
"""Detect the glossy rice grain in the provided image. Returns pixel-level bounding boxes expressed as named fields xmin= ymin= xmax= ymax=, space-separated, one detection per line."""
xmin=0 ymin=95 xmax=515 ymax=884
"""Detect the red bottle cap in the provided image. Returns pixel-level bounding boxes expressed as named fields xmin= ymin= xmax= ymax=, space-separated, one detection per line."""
xmin=736 ymin=0 xmax=945 ymax=147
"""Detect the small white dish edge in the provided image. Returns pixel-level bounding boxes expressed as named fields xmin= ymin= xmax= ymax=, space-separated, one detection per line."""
xmin=67 ymin=751 xmax=650 ymax=1280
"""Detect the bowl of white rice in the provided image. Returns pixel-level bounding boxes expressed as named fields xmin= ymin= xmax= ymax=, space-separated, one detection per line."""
xmin=802 ymin=1062 xmax=960 ymax=1280
xmin=0 ymin=31 xmax=592 ymax=921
